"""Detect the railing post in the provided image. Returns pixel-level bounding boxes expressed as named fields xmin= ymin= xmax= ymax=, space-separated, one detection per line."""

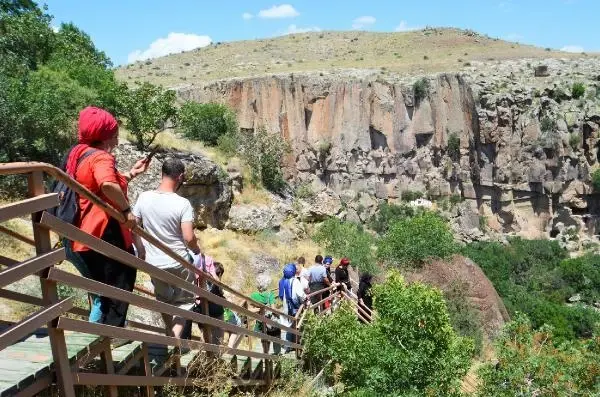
xmin=28 ymin=171 xmax=76 ymax=397
xmin=141 ymin=343 xmax=156 ymax=397
xmin=99 ymin=338 xmax=118 ymax=397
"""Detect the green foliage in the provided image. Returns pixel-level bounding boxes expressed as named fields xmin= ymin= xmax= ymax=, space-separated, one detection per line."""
xmin=313 ymin=218 xmax=375 ymax=273
xmin=303 ymin=273 xmax=473 ymax=396
xmin=118 ymin=82 xmax=177 ymax=151
xmin=377 ymin=212 xmax=457 ymax=267
xmin=463 ymin=238 xmax=600 ymax=340
xmin=478 ymin=314 xmax=600 ymax=396
xmin=447 ymin=132 xmax=460 ymax=161
xmin=569 ymin=132 xmax=582 ymax=149
xmin=294 ymin=182 xmax=315 ymax=200
xmin=572 ymin=82 xmax=586 ymax=99
xmin=559 ymin=254 xmax=600 ymax=304
xmin=215 ymin=131 xmax=239 ymax=157
xmin=592 ymin=169 xmax=600 ymax=192
xmin=178 ymin=102 xmax=238 ymax=146
xmin=443 ymin=281 xmax=483 ymax=356
xmin=540 ymin=116 xmax=555 ymax=132
xmin=413 ymin=78 xmax=430 ymax=104
xmin=368 ymin=202 xmax=422 ymax=235
xmin=400 ymin=190 xmax=423 ymax=202
xmin=238 ymin=127 xmax=289 ymax=193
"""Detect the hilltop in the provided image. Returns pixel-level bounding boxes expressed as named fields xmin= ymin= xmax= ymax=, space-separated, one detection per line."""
xmin=116 ymin=28 xmax=587 ymax=87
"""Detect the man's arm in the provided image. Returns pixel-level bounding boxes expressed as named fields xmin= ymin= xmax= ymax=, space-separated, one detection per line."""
xmin=181 ymin=221 xmax=201 ymax=254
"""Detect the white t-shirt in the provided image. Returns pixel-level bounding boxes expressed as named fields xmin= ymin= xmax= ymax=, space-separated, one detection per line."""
xmin=133 ymin=190 xmax=194 ymax=269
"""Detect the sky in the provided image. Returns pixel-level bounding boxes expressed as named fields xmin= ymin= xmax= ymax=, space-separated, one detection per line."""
xmin=43 ymin=0 xmax=598 ymax=66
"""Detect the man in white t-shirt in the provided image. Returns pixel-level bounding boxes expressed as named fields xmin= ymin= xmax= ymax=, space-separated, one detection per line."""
xmin=133 ymin=158 xmax=202 ymax=338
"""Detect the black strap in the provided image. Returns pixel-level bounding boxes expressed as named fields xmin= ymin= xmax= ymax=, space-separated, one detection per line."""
xmin=75 ymin=149 xmax=98 ymax=170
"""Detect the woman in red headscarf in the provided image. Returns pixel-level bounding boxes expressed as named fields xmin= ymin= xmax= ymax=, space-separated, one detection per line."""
xmin=67 ymin=106 xmax=150 ymax=327
xmin=335 ymin=257 xmax=352 ymax=292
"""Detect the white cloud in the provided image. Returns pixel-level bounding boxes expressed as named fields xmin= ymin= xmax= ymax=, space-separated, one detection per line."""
xmin=560 ymin=45 xmax=584 ymax=53
xmin=127 ymin=32 xmax=212 ymax=63
xmin=283 ymin=24 xmax=321 ymax=35
xmin=51 ymin=25 xmax=60 ymax=33
xmin=242 ymin=12 xmax=254 ymax=20
xmin=395 ymin=20 xmax=419 ymax=32
xmin=504 ymin=33 xmax=523 ymax=42
xmin=352 ymin=15 xmax=376 ymax=29
xmin=258 ymin=4 xmax=299 ymax=19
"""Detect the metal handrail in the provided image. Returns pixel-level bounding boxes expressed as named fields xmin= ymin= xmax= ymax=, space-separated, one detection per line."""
xmin=0 ymin=162 xmax=294 ymax=321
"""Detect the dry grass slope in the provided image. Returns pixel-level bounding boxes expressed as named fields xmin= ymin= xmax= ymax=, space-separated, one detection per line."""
xmin=117 ymin=28 xmax=583 ymax=87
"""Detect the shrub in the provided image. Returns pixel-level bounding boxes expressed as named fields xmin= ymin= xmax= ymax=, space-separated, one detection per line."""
xmin=303 ymin=273 xmax=473 ymax=395
xmin=447 ymin=132 xmax=460 ymax=160
xmin=238 ymin=127 xmax=289 ymax=193
xmin=313 ymin=218 xmax=375 ymax=273
xmin=463 ymin=238 xmax=600 ymax=340
xmin=413 ymin=77 xmax=430 ymax=104
xmin=540 ymin=116 xmax=555 ymax=132
xmin=400 ymin=190 xmax=423 ymax=202
xmin=368 ymin=202 xmax=422 ymax=235
xmin=443 ymin=281 xmax=483 ymax=356
xmin=569 ymin=133 xmax=582 ymax=149
xmin=294 ymin=182 xmax=315 ymax=200
xmin=377 ymin=212 xmax=457 ymax=267
xmin=478 ymin=314 xmax=600 ymax=396
xmin=572 ymin=82 xmax=586 ymax=99
xmin=215 ymin=131 xmax=239 ymax=157
xmin=592 ymin=169 xmax=600 ymax=191
xmin=178 ymin=102 xmax=238 ymax=146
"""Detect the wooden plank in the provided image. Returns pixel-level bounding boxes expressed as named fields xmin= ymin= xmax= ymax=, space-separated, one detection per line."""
xmin=141 ymin=343 xmax=155 ymax=397
xmin=12 ymin=375 xmax=51 ymax=397
xmin=0 ymin=225 xmax=35 ymax=246
xmin=57 ymin=317 xmax=278 ymax=361
xmin=117 ymin=347 xmax=144 ymax=375
xmin=28 ymin=171 xmax=76 ymax=397
xmin=72 ymin=373 xmax=195 ymax=387
xmin=0 ymin=249 xmax=64 ymax=289
xmin=0 ymin=298 xmax=73 ymax=351
xmin=0 ymin=193 xmax=58 ymax=224
xmin=47 ymin=268 xmax=302 ymax=349
xmin=0 ymin=255 xmax=18 ymax=267
xmin=41 ymin=212 xmax=300 ymax=335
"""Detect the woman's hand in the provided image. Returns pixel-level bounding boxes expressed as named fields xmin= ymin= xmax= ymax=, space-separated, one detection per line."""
xmin=123 ymin=210 xmax=137 ymax=229
xmin=128 ymin=158 xmax=151 ymax=180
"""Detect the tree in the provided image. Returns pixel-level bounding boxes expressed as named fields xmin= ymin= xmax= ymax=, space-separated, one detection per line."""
xmin=178 ymin=102 xmax=238 ymax=146
xmin=313 ymin=218 xmax=376 ymax=273
xmin=478 ymin=314 xmax=600 ymax=396
xmin=368 ymin=202 xmax=421 ymax=235
xmin=303 ymin=272 xmax=473 ymax=395
xmin=377 ymin=211 xmax=456 ymax=267
xmin=118 ymin=82 xmax=177 ymax=151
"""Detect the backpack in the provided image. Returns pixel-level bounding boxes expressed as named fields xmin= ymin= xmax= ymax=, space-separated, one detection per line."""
xmin=49 ymin=148 xmax=97 ymax=262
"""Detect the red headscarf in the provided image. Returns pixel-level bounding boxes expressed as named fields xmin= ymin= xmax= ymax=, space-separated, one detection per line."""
xmin=65 ymin=107 xmax=118 ymax=175
xmin=340 ymin=258 xmax=350 ymax=266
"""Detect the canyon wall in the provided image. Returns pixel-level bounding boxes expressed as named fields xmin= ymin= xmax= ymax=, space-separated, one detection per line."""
xmin=178 ymin=59 xmax=600 ymax=245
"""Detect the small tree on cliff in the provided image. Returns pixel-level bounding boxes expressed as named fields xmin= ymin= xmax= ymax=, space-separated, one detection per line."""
xmin=178 ymin=102 xmax=238 ymax=146
xmin=239 ymin=127 xmax=289 ymax=193
xmin=118 ymin=82 xmax=177 ymax=151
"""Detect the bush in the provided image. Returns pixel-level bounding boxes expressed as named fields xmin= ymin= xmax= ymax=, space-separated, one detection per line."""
xmin=377 ymin=212 xmax=457 ymax=267
xmin=313 ymin=218 xmax=375 ymax=273
xmin=178 ymin=102 xmax=238 ymax=146
xmin=572 ymin=82 xmax=586 ymax=99
xmin=400 ymin=190 xmax=423 ymax=202
xmin=294 ymin=182 xmax=315 ymax=199
xmin=447 ymin=132 xmax=460 ymax=160
xmin=238 ymin=127 xmax=289 ymax=193
xmin=478 ymin=314 xmax=600 ymax=396
xmin=413 ymin=77 xmax=430 ymax=104
xmin=368 ymin=202 xmax=421 ymax=235
xmin=540 ymin=116 xmax=555 ymax=132
xmin=592 ymin=169 xmax=600 ymax=192
xmin=569 ymin=133 xmax=582 ymax=149
xmin=463 ymin=238 xmax=600 ymax=340
xmin=444 ymin=281 xmax=483 ymax=356
xmin=215 ymin=131 xmax=238 ymax=157
xmin=303 ymin=273 xmax=473 ymax=395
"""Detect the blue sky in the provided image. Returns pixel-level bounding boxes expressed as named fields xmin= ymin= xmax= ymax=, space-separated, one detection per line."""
xmin=44 ymin=0 xmax=598 ymax=66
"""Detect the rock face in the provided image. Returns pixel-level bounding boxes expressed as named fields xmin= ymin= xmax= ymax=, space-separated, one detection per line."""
xmin=404 ymin=255 xmax=510 ymax=338
xmin=115 ymin=143 xmax=233 ymax=228
xmin=178 ymin=58 xmax=600 ymax=243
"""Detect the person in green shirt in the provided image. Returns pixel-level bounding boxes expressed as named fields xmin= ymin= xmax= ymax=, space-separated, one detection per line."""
xmin=250 ymin=274 xmax=281 ymax=354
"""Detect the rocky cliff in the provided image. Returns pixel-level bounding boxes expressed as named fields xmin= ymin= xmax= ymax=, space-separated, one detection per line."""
xmin=178 ymin=58 xmax=600 ymax=246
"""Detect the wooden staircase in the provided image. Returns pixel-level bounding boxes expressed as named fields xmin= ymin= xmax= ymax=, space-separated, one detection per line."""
xmin=0 ymin=162 xmax=371 ymax=396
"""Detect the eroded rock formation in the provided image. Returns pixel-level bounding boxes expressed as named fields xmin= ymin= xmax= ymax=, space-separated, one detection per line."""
xmin=179 ymin=58 xmax=600 ymax=244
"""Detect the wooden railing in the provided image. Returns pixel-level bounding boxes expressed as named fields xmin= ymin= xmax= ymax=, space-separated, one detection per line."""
xmin=0 ymin=162 xmax=371 ymax=396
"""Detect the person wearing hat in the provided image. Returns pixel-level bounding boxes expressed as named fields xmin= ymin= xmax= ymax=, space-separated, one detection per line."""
xmin=335 ymin=257 xmax=352 ymax=292
xmin=69 ymin=106 xmax=151 ymax=327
